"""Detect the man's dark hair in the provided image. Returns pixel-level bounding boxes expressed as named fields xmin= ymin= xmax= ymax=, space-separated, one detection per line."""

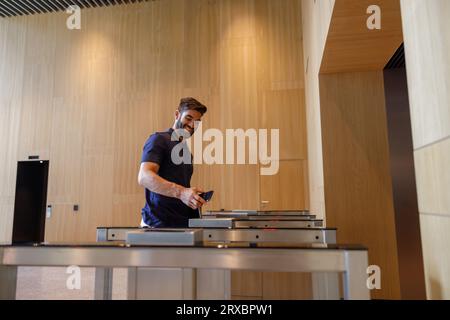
xmin=178 ymin=97 xmax=207 ymax=115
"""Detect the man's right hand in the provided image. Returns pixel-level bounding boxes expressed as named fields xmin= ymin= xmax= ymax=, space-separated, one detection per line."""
xmin=180 ymin=187 xmax=207 ymax=209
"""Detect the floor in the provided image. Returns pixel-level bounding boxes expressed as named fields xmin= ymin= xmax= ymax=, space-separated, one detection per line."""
xmin=16 ymin=267 xmax=128 ymax=300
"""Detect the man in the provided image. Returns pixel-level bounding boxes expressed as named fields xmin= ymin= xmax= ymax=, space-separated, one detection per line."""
xmin=138 ymin=97 xmax=207 ymax=228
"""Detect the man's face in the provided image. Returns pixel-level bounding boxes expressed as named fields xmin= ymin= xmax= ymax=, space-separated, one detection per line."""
xmin=175 ymin=109 xmax=203 ymax=136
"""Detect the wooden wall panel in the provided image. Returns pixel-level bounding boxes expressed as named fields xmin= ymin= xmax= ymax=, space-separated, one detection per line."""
xmin=264 ymin=0 xmax=304 ymax=90
xmin=0 ymin=16 xmax=27 ymax=244
xmin=262 ymin=272 xmax=312 ymax=300
xmin=260 ymin=160 xmax=308 ymax=210
xmin=414 ymin=139 xmax=450 ymax=216
xmin=45 ymin=204 xmax=79 ymax=243
xmin=231 ymin=271 xmax=262 ymax=298
xmin=319 ymin=71 xmax=401 ymax=299
xmin=259 ymin=89 xmax=307 ymax=160
xmin=17 ymin=15 xmax=57 ymax=162
xmin=321 ymin=0 xmax=403 ymax=73
xmin=47 ymin=97 xmax=84 ymax=204
xmin=232 ymin=295 xmax=262 ymax=300
xmin=400 ymin=0 xmax=450 ymax=149
xmin=300 ymin=0 xmax=335 ymax=220
xmin=419 ymin=214 xmax=450 ymax=300
xmin=79 ymin=154 xmax=114 ymax=237
xmin=0 ymin=204 xmax=14 ymax=245
xmin=401 ymin=0 xmax=450 ymax=299
xmin=183 ymin=1 xmax=219 ymax=91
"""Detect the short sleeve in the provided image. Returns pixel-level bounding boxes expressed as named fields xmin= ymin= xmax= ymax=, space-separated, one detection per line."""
xmin=141 ymin=134 xmax=167 ymax=165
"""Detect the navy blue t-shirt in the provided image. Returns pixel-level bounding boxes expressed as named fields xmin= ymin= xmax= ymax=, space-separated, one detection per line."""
xmin=141 ymin=128 xmax=199 ymax=227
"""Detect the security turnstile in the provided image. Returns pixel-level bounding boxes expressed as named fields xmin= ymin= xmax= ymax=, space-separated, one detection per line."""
xmin=96 ymin=227 xmax=337 ymax=244
xmin=203 ymin=210 xmax=312 ymax=216
xmin=95 ymin=225 xmax=340 ymax=300
xmin=0 ymin=243 xmax=369 ymax=300
xmin=95 ymin=209 xmax=337 ymax=300
xmin=126 ymin=229 xmax=203 ymax=246
xmin=189 ymin=217 xmax=323 ymax=228
xmin=202 ymin=215 xmax=317 ymax=220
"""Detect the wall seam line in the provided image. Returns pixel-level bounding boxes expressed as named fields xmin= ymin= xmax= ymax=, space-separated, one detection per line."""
xmin=414 ymin=135 xmax=450 ymax=152
xmin=420 ymin=212 xmax=450 ymax=219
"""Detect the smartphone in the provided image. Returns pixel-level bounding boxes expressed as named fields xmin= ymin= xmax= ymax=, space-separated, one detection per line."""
xmin=199 ymin=190 xmax=214 ymax=202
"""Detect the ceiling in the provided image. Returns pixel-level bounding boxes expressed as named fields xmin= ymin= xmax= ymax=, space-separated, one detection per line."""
xmin=0 ymin=0 xmax=149 ymax=18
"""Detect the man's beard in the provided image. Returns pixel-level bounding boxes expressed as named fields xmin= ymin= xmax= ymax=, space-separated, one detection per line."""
xmin=175 ymin=119 xmax=194 ymax=136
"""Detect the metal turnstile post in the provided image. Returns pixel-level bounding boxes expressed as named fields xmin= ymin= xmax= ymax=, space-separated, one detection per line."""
xmin=94 ymin=267 xmax=113 ymax=300
xmin=0 ymin=265 xmax=17 ymax=300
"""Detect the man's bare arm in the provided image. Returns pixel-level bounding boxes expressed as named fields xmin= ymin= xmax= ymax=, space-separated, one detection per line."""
xmin=138 ymin=162 xmax=206 ymax=209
